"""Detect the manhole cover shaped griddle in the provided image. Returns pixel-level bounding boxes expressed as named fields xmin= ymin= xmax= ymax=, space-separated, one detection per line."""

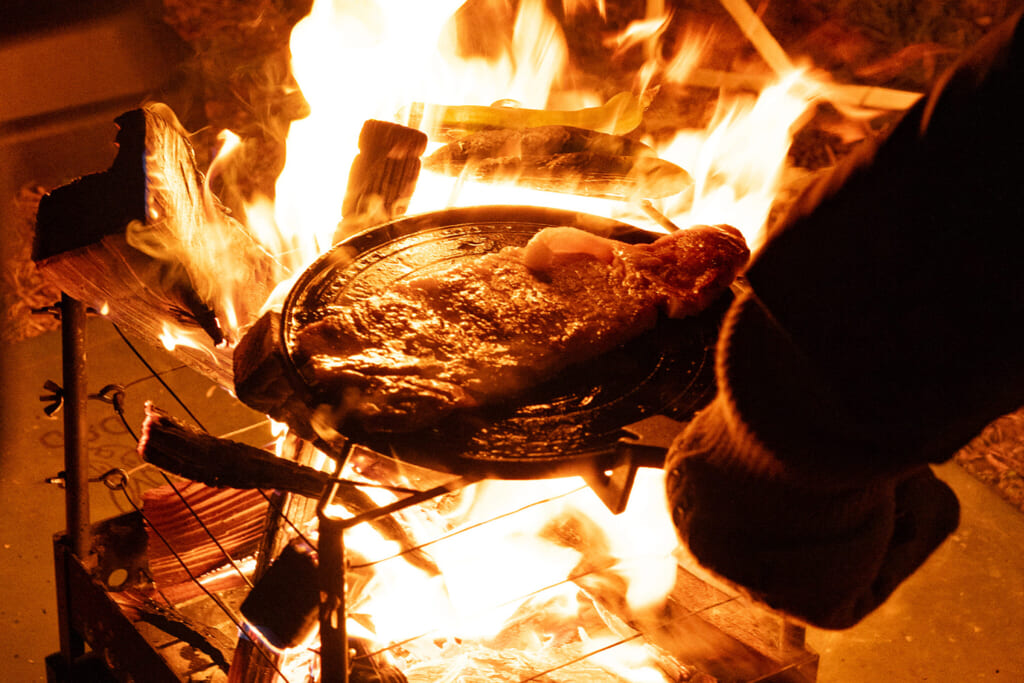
xmin=281 ymin=205 xmax=723 ymax=480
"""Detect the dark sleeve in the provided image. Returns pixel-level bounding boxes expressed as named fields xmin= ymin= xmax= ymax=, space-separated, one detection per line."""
xmin=743 ymin=6 xmax=1024 ymax=475
xmin=665 ymin=9 xmax=1024 ymax=628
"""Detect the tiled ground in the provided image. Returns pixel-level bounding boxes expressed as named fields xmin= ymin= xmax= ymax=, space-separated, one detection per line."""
xmin=0 ymin=315 xmax=273 ymax=682
xmin=1 ymin=315 xmax=1022 ymax=682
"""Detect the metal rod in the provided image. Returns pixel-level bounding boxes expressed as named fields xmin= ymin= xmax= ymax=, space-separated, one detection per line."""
xmin=61 ymin=293 xmax=90 ymax=559
xmin=318 ymin=479 xmax=350 ymax=683
xmin=339 ymin=475 xmax=480 ymax=530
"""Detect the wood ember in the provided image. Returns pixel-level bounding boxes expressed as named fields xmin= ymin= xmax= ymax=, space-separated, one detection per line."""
xmin=33 ymin=104 xmax=279 ymax=385
xmin=424 ymin=125 xmax=692 ymax=199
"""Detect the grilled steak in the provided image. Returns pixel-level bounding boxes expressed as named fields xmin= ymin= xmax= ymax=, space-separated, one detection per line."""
xmin=293 ymin=224 xmax=749 ymax=432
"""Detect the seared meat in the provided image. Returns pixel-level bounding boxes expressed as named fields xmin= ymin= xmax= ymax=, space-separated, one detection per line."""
xmin=293 ymin=224 xmax=749 ymax=432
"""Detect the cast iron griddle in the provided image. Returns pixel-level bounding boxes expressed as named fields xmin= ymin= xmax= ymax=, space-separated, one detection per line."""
xmin=280 ymin=205 xmax=723 ymax=479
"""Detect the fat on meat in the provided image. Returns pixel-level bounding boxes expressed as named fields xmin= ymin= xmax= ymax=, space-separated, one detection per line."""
xmin=293 ymin=224 xmax=749 ymax=432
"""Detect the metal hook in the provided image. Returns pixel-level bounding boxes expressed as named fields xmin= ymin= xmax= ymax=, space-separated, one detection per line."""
xmin=97 ymin=468 xmax=130 ymax=491
xmin=93 ymin=384 xmax=127 ymax=413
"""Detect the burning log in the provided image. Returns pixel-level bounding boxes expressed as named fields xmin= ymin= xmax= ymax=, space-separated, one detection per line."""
xmin=139 ymin=403 xmax=330 ymax=498
xmin=423 ymin=124 xmax=692 ymax=199
xmin=139 ymin=404 xmax=441 ymax=577
xmin=402 ymin=91 xmax=644 ymax=139
xmin=232 ymin=309 xmax=321 ymax=443
xmin=428 ymin=123 xmax=655 ymax=160
xmin=336 ymin=120 xmax=429 ymax=241
xmin=33 ymin=103 xmax=280 ymax=385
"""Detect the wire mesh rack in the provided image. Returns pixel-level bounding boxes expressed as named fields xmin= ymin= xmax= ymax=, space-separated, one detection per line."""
xmin=47 ymin=294 xmax=819 ymax=683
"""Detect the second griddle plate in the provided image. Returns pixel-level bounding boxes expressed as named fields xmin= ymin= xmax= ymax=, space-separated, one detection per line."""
xmin=280 ymin=205 xmax=725 ymax=485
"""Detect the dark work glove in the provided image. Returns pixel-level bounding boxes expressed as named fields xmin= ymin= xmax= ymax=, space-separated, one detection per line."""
xmin=665 ymin=396 xmax=960 ymax=629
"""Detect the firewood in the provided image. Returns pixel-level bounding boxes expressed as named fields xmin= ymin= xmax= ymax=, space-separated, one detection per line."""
xmin=431 ymin=151 xmax=692 ymax=198
xmin=141 ymin=480 xmax=268 ymax=588
xmin=426 ymin=124 xmax=655 ymax=160
xmin=140 ymin=404 xmax=442 ymax=577
xmin=401 ymin=91 xmax=644 ymax=139
xmin=335 ymin=120 xmax=429 ymax=242
xmin=232 ymin=309 xmax=321 ymax=443
xmin=140 ymin=403 xmax=331 ymax=498
xmin=423 ymin=125 xmax=692 ymax=199
xmin=33 ymin=103 xmax=280 ymax=385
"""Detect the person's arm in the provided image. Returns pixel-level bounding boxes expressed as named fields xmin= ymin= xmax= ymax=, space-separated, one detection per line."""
xmin=666 ymin=8 xmax=1024 ymax=629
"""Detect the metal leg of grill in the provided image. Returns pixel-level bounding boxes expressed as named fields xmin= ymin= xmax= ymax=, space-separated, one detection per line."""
xmin=318 ymin=480 xmax=350 ymax=683
xmin=55 ymin=293 xmax=92 ymax=675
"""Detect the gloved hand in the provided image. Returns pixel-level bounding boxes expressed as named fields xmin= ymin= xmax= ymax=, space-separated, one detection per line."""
xmin=665 ymin=394 xmax=960 ymax=629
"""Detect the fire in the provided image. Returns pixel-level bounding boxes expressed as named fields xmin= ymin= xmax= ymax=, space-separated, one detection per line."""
xmin=320 ymin=468 xmax=683 ymax=681
xmin=656 ymin=70 xmax=817 ymax=249
xmin=198 ymin=0 xmax=872 ymax=678
xmin=158 ymin=321 xmax=218 ymax=361
xmin=257 ymin=0 xmax=817 ymax=279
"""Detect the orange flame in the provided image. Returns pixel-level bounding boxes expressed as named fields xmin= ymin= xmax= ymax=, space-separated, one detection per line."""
xmin=229 ymin=0 xmax=857 ymax=677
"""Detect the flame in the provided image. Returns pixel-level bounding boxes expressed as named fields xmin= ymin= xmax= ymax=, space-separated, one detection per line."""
xmin=324 ymin=468 xmax=681 ymax=680
xmin=124 ymin=0 xmax=848 ymax=369
xmin=245 ymin=0 xmax=817 ymax=278
xmin=158 ymin=321 xmax=219 ymax=364
xmin=656 ymin=70 xmax=817 ymax=248
xmin=204 ymin=0 xmax=850 ymax=677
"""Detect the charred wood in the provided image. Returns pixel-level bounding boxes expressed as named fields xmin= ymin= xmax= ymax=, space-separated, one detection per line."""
xmin=140 ymin=403 xmax=330 ymax=498
xmin=336 ymin=120 xmax=429 ymax=242
xmin=140 ymin=404 xmax=441 ymax=577
xmin=232 ymin=309 xmax=321 ymax=443
xmin=423 ymin=125 xmax=692 ymax=199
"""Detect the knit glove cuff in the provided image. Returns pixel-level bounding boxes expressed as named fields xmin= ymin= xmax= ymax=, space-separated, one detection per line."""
xmin=666 ymin=394 xmax=959 ymax=629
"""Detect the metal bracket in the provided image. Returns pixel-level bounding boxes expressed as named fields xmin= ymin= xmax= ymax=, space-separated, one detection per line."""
xmin=584 ymin=414 xmax=685 ymax=515
xmin=582 ymin=457 xmax=640 ymax=515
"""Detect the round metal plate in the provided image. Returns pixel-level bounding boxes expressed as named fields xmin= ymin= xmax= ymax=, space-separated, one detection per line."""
xmin=281 ymin=205 xmax=721 ymax=479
